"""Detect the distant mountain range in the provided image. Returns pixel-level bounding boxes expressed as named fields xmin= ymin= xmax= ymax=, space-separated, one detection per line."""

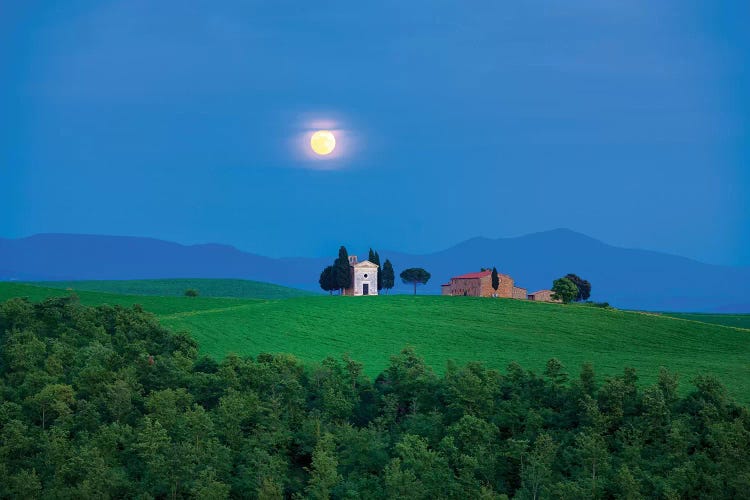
xmin=1 ymin=230 xmax=748 ymax=312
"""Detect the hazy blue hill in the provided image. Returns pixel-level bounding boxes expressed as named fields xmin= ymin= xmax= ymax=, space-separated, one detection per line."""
xmin=2 ymin=230 xmax=749 ymax=312
xmin=0 ymin=233 xmax=328 ymax=289
xmin=383 ymin=229 xmax=750 ymax=312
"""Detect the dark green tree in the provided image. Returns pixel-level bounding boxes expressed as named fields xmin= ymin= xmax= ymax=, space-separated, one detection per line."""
xmin=375 ymin=252 xmax=382 ymax=290
xmin=6 ymin=469 xmax=42 ymax=499
xmin=551 ymin=277 xmax=578 ymax=304
xmin=491 ymin=267 xmax=499 ymax=296
xmin=319 ymin=266 xmax=336 ymax=295
xmin=257 ymin=477 xmax=284 ymax=500
xmin=613 ymin=465 xmax=641 ymax=500
xmin=305 ymin=433 xmax=342 ymax=499
xmin=28 ymin=383 xmax=75 ymax=429
xmin=400 ymin=268 xmax=431 ymax=295
xmin=191 ymin=468 xmax=231 ymax=499
xmin=544 ymin=358 xmax=569 ymax=386
xmin=386 ymin=434 xmax=458 ymax=498
xmin=184 ymin=288 xmax=199 ymax=297
xmin=333 ymin=246 xmax=352 ymax=293
xmin=519 ymin=433 xmax=558 ymax=500
xmin=565 ymin=274 xmax=591 ymax=301
xmin=381 ymin=260 xmax=395 ymax=294
xmin=574 ymin=430 xmax=609 ymax=497
xmin=368 ymin=248 xmax=383 ymax=291
xmin=579 ymin=362 xmax=597 ymax=397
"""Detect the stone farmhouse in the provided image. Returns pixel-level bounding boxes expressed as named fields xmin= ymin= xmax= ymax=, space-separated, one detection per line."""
xmin=441 ymin=269 xmax=558 ymax=302
xmin=527 ymin=289 xmax=558 ymax=302
xmin=441 ymin=270 xmax=527 ymax=299
xmin=343 ymin=256 xmax=378 ymax=296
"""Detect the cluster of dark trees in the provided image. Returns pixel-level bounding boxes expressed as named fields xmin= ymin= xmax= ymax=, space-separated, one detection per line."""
xmin=368 ymin=249 xmax=396 ymax=295
xmin=318 ymin=246 xmax=395 ymax=294
xmin=2 ymin=296 xmax=749 ymax=499
xmin=552 ymin=274 xmax=592 ymax=304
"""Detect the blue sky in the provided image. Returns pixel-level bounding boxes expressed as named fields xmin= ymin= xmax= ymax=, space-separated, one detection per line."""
xmin=2 ymin=1 xmax=748 ymax=264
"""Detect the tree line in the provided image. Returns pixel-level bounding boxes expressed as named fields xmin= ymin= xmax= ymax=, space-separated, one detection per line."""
xmin=319 ymin=246 xmax=431 ymax=295
xmin=319 ymin=246 xmax=396 ymax=294
xmin=1 ymin=296 xmax=748 ymax=499
xmin=319 ymin=251 xmax=594 ymax=301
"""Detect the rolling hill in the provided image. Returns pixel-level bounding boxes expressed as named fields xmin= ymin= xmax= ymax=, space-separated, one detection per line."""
xmin=0 ymin=282 xmax=258 ymax=316
xmin=35 ymin=278 xmax=315 ymax=299
xmin=2 ymin=281 xmax=749 ymax=404
xmin=2 ymin=230 xmax=749 ymax=312
xmin=661 ymin=312 xmax=750 ymax=330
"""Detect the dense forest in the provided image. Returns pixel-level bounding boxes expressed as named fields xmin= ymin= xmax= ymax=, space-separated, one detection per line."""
xmin=1 ymin=296 xmax=749 ymax=499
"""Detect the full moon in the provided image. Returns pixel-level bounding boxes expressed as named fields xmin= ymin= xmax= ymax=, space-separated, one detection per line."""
xmin=310 ymin=130 xmax=336 ymax=155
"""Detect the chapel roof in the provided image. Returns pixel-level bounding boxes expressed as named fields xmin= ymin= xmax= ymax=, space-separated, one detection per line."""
xmin=352 ymin=260 xmax=379 ymax=268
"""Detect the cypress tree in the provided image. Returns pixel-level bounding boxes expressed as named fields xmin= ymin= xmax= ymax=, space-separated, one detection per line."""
xmin=334 ymin=246 xmax=352 ymax=293
xmin=368 ymin=248 xmax=383 ymax=291
xmin=374 ymin=251 xmax=382 ymax=290
xmin=491 ymin=267 xmax=499 ymax=296
xmin=381 ymin=259 xmax=395 ymax=294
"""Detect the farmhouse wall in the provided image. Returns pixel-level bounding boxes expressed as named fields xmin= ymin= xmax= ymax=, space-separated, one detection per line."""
xmin=445 ymin=270 xmax=538 ymax=300
xmin=479 ymin=274 xmax=514 ymax=298
xmin=450 ymin=277 xmax=483 ymax=296
xmin=528 ymin=289 xmax=559 ymax=302
xmin=447 ymin=273 xmax=516 ymax=298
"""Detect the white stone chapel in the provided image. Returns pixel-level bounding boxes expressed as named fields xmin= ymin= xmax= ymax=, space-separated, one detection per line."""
xmin=343 ymin=256 xmax=379 ymax=296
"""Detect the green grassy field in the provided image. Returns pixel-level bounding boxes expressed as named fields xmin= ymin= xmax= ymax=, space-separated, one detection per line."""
xmin=2 ymin=281 xmax=749 ymax=403
xmin=661 ymin=312 xmax=750 ymax=330
xmin=0 ymin=282 xmax=259 ymax=316
xmin=33 ymin=278 xmax=314 ymax=299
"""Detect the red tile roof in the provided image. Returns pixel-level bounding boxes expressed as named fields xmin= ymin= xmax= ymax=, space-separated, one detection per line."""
xmin=452 ymin=270 xmax=492 ymax=280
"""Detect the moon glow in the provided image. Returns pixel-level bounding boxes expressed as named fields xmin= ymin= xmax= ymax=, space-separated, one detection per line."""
xmin=310 ymin=130 xmax=336 ymax=155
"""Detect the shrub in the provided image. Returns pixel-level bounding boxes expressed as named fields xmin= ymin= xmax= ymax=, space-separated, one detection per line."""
xmin=583 ymin=301 xmax=612 ymax=309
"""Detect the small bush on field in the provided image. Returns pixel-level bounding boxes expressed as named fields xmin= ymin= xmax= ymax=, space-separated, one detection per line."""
xmin=583 ymin=301 xmax=612 ymax=309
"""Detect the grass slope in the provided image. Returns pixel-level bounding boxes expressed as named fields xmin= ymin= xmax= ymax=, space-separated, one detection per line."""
xmin=160 ymin=296 xmax=750 ymax=403
xmin=34 ymin=278 xmax=314 ymax=299
xmin=0 ymin=282 xmax=259 ymax=316
xmin=661 ymin=312 xmax=750 ymax=330
xmin=2 ymin=282 xmax=749 ymax=403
